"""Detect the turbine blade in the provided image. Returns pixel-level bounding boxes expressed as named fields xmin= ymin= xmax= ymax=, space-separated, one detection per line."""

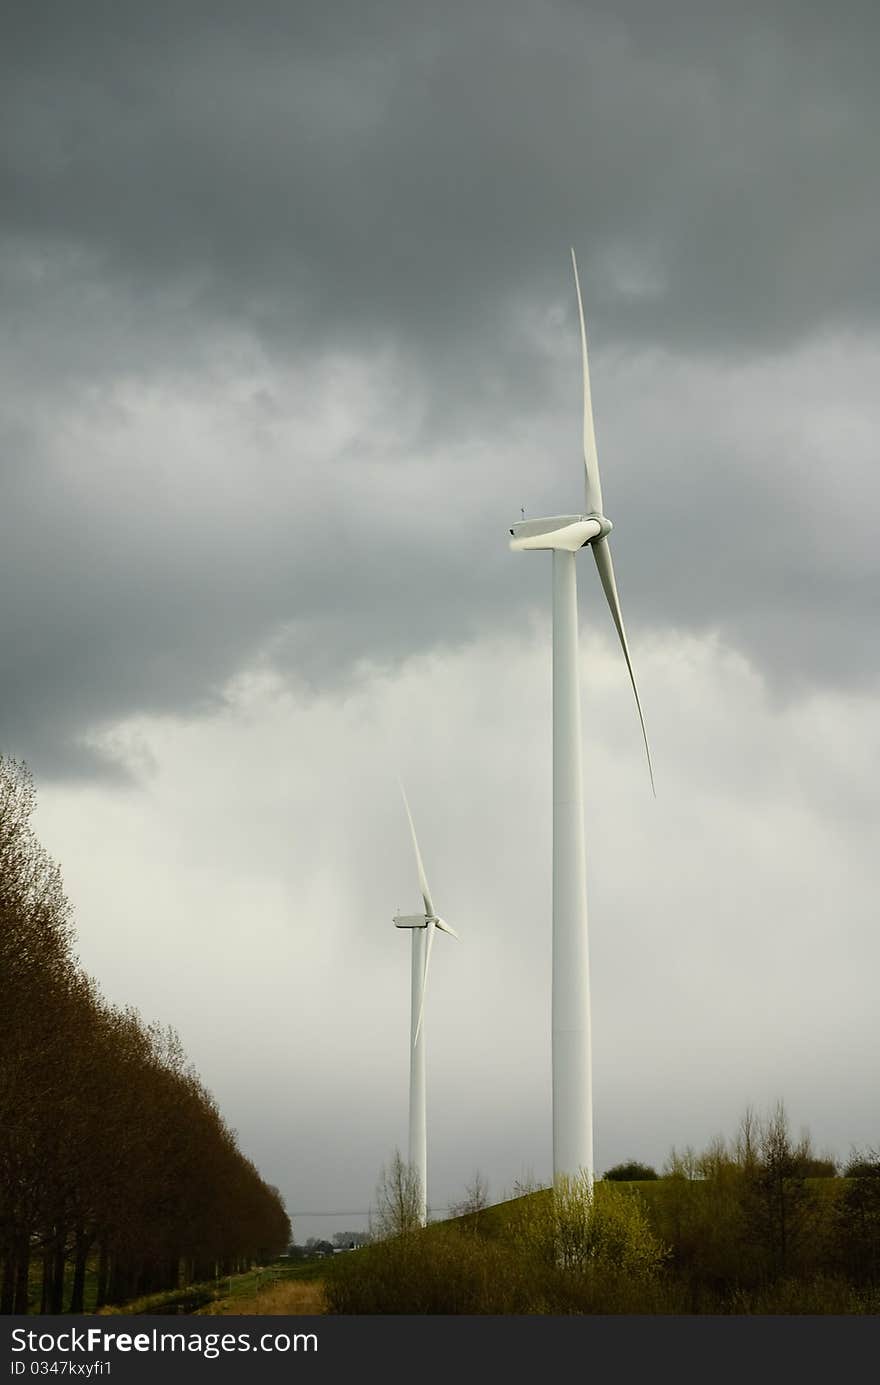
xmin=435 ymin=918 xmax=460 ymax=940
xmin=592 ymin=536 xmax=655 ymax=795
xmin=399 ymin=781 xmax=435 ymax=918
xmin=570 ymin=247 xmax=603 ymax=517
xmin=413 ymin=920 xmax=436 ymax=1046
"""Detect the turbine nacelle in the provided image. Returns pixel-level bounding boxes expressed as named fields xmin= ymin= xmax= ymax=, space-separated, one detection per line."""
xmin=395 ymin=783 xmax=462 ymax=1049
xmin=509 ymin=513 xmax=613 ymax=553
xmin=393 ymin=913 xmax=459 ymax=939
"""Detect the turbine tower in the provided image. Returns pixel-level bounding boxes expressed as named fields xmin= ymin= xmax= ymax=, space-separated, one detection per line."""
xmin=393 ymin=785 xmax=459 ymax=1224
xmin=509 ymin=249 xmax=653 ymax=1187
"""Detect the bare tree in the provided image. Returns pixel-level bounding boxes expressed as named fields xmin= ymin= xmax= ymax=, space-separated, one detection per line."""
xmin=662 ymin=1145 xmax=701 ymax=1180
xmin=735 ymin=1106 xmax=760 ymax=1173
xmin=372 ymin=1151 xmax=423 ymax=1239
xmin=449 ymin=1171 xmax=489 ymax=1228
xmin=744 ymin=1102 xmax=815 ymax=1279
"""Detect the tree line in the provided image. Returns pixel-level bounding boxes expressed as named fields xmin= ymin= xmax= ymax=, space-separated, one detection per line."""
xmin=0 ymin=757 xmax=290 ymax=1314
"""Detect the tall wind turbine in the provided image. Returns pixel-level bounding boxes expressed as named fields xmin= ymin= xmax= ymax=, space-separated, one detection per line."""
xmin=508 ymin=249 xmax=653 ymax=1187
xmin=393 ymin=785 xmax=459 ymax=1224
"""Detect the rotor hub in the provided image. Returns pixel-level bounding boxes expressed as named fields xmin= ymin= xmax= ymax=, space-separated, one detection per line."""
xmin=509 ymin=513 xmax=612 ymax=553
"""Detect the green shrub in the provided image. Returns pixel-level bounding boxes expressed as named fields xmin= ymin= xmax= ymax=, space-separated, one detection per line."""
xmin=843 ymin=1149 xmax=880 ymax=1180
xmin=729 ymin=1274 xmax=864 ymax=1315
xmin=325 ymin=1225 xmax=534 ymax=1314
xmin=834 ymin=1161 xmax=880 ymax=1285
xmin=603 ymin=1162 xmax=659 ymax=1181
xmin=327 ymin=1176 xmax=670 ymax=1315
xmin=508 ymin=1176 xmax=672 ymax=1313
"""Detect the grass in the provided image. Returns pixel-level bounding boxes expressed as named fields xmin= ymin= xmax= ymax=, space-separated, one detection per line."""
xmin=18 ymin=1254 xmax=333 ymax=1317
xmin=197 ymin=1260 xmax=329 ymax=1316
xmin=98 ymin=1260 xmax=328 ymax=1315
xmin=96 ymin=1281 xmax=219 ymax=1315
xmin=201 ymin=1280 xmax=327 ymax=1315
xmin=25 ymin=1260 xmax=101 ymax=1314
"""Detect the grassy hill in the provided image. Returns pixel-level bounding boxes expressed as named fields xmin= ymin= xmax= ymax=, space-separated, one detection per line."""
xmin=322 ymin=1172 xmax=878 ymax=1314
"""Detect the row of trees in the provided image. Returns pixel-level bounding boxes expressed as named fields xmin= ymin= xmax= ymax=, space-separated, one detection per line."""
xmin=0 ymin=757 xmax=290 ymax=1314
xmin=602 ymin=1144 xmax=841 ymax=1184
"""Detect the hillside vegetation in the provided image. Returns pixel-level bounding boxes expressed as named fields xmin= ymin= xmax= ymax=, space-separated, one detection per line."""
xmin=327 ymin=1119 xmax=880 ymax=1314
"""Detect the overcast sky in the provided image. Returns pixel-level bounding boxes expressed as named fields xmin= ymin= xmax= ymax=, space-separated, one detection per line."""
xmin=3 ymin=2 xmax=879 ymax=1241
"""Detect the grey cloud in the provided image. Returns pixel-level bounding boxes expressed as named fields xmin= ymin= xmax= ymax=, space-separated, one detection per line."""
xmin=3 ymin=1 xmax=880 ymax=777
xmin=4 ymin=1 xmax=880 ymax=359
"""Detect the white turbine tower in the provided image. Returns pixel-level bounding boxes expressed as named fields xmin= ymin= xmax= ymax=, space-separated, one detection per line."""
xmin=509 ymin=249 xmax=654 ymax=1188
xmin=392 ymin=785 xmax=459 ymax=1225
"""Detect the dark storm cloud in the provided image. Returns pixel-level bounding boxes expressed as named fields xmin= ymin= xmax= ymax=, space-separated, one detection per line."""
xmin=2 ymin=1 xmax=879 ymax=775
xmin=5 ymin=0 xmax=880 ymax=358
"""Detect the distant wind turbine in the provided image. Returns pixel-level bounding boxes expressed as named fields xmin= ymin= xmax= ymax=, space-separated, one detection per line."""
xmin=508 ymin=248 xmax=654 ymax=1187
xmin=393 ymin=784 xmax=459 ymax=1225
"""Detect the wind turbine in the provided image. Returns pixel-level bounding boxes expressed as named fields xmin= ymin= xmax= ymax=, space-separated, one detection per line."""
xmin=392 ymin=785 xmax=459 ymax=1224
xmin=508 ymin=248 xmax=653 ymax=1187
